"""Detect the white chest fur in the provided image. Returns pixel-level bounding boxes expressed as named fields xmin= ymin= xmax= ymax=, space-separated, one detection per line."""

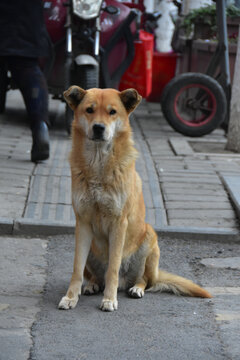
xmin=72 ymin=182 xmax=126 ymax=217
xmin=72 ymin=140 xmax=127 ymax=217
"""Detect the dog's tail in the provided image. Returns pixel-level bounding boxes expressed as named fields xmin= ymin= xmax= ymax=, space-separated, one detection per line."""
xmin=147 ymin=269 xmax=212 ymax=298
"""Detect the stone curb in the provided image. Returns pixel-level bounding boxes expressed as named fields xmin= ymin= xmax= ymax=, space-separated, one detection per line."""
xmin=221 ymin=175 xmax=240 ymax=221
xmin=0 ymin=217 xmax=14 ymax=235
xmin=0 ymin=217 xmax=239 ymax=242
xmin=13 ymin=218 xmax=75 ymax=236
xmin=155 ymin=226 xmax=240 ymax=242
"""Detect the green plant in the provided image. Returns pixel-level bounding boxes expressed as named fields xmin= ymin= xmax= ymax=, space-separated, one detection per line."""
xmin=182 ymin=4 xmax=217 ymax=37
xmin=182 ymin=4 xmax=240 ymax=38
xmin=227 ymin=4 xmax=240 ymax=17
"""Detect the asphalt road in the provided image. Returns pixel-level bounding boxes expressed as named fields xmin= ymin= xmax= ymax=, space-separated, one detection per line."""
xmin=26 ymin=234 xmax=240 ymax=360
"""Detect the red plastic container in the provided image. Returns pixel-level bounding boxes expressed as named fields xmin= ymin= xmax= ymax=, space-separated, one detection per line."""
xmin=119 ymin=30 xmax=154 ymax=98
xmin=147 ymin=51 xmax=179 ymax=102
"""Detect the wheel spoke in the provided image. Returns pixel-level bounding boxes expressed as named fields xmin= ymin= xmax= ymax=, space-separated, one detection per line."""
xmin=198 ymin=105 xmax=212 ymax=112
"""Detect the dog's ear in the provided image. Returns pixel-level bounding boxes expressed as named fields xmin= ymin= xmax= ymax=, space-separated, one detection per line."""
xmin=119 ymin=88 xmax=142 ymax=113
xmin=63 ymin=86 xmax=86 ymax=110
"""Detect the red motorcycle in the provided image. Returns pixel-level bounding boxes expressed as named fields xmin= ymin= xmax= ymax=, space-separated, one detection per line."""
xmin=43 ymin=0 xmax=137 ymax=133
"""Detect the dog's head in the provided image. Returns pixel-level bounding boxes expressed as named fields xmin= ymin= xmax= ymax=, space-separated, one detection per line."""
xmin=64 ymin=86 xmax=142 ymax=142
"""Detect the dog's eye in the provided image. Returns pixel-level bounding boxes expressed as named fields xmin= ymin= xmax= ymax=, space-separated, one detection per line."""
xmin=109 ymin=109 xmax=116 ymax=115
xmin=86 ymin=107 xmax=94 ymax=114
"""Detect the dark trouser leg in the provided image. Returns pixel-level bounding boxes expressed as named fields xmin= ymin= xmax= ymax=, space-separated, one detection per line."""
xmin=7 ymin=56 xmax=50 ymax=162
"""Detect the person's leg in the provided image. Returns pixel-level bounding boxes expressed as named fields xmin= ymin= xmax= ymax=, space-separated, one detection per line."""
xmin=7 ymin=56 xmax=50 ymax=162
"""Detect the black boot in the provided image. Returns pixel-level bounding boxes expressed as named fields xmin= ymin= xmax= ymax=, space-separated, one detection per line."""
xmin=6 ymin=57 xmax=50 ymax=162
xmin=31 ymin=122 xmax=50 ymax=162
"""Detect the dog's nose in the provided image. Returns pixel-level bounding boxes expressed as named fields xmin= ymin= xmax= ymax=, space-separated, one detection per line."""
xmin=92 ymin=124 xmax=105 ymax=139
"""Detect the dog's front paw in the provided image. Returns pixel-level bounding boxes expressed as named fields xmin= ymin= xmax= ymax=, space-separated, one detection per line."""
xmin=58 ymin=295 xmax=79 ymax=310
xmin=128 ymin=286 xmax=144 ymax=298
xmin=100 ymin=298 xmax=118 ymax=312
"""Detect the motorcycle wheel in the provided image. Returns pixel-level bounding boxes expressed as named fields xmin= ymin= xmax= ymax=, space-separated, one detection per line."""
xmin=161 ymin=73 xmax=227 ymax=137
xmin=65 ymin=105 xmax=73 ymax=136
xmin=65 ymin=56 xmax=74 ymax=135
xmin=65 ymin=65 xmax=99 ymax=135
xmin=0 ymin=67 xmax=8 ymax=113
xmin=78 ymin=65 xmax=99 ymax=90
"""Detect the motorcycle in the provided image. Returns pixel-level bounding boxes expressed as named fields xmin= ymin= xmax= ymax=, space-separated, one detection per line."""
xmin=0 ymin=0 xmax=138 ymax=134
xmin=44 ymin=0 xmax=138 ymax=133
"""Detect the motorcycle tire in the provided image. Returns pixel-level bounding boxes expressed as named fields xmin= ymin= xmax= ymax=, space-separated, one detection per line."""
xmin=65 ymin=65 xmax=99 ymax=135
xmin=65 ymin=105 xmax=73 ymax=136
xmin=64 ymin=56 xmax=74 ymax=135
xmin=78 ymin=65 xmax=99 ymax=90
xmin=161 ymin=73 xmax=227 ymax=137
xmin=0 ymin=67 xmax=8 ymax=113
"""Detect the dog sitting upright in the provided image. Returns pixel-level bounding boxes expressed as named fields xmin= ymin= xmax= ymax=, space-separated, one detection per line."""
xmin=58 ymin=86 xmax=211 ymax=312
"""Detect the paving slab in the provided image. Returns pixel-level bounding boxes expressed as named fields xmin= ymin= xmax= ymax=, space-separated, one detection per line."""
xmin=0 ymin=196 xmax=25 ymax=218
xmin=158 ymin=168 xmax=216 ymax=174
xmin=207 ymin=292 xmax=240 ymax=360
xmin=169 ymin=137 xmax=195 ymax=156
xmin=24 ymin=202 xmax=74 ymax=222
xmin=201 ymin=257 xmax=240 ymax=270
xmin=163 ymin=194 xmax=230 ymax=202
xmin=0 ymin=236 xmax=48 ymax=360
xmin=27 ymin=175 xmax=71 ymax=205
xmin=168 ymin=218 xmax=239 ymax=229
xmin=165 ymin=201 xmax=232 ymax=210
xmin=168 ymin=209 xmax=236 ymax=219
xmin=159 ymin=175 xmax=222 ymax=184
xmin=221 ymin=175 xmax=240 ymax=220
xmin=145 ymin=138 xmax=174 ymax=156
xmin=161 ymin=183 xmax=224 ymax=191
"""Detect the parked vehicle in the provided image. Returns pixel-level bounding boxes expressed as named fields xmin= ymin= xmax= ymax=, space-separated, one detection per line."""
xmin=161 ymin=0 xmax=229 ymax=137
xmin=0 ymin=0 xmax=137 ymax=134
xmin=161 ymin=72 xmax=227 ymax=137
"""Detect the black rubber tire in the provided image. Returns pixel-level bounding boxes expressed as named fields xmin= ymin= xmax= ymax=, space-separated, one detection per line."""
xmin=65 ymin=105 xmax=73 ymax=135
xmin=78 ymin=65 xmax=99 ymax=90
xmin=161 ymin=73 xmax=227 ymax=137
xmin=64 ymin=56 xmax=74 ymax=135
xmin=65 ymin=64 xmax=99 ymax=135
xmin=0 ymin=67 xmax=8 ymax=113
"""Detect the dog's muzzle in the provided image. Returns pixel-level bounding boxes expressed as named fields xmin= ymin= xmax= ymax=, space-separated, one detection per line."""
xmin=92 ymin=123 xmax=105 ymax=141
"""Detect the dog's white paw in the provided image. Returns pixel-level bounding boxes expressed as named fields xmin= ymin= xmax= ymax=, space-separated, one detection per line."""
xmin=100 ymin=298 xmax=118 ymax=312
xmin=83 ymin=283 xmax=99 ymax=295
xmin=58 ymin=295 xmax=79 ymax=310
xmin=128 ymin=286 xmax=144 ymax=298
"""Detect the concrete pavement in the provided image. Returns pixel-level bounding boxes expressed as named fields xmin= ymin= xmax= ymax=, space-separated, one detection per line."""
xmin=1 ymin=234 xmax=240 ymax=360
xmin=0 ymin=89 xmax=240 ymax=240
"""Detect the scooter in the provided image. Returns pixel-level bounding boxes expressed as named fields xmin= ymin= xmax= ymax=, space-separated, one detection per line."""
xmin=0 ymin=0 xmax=137 ymax=134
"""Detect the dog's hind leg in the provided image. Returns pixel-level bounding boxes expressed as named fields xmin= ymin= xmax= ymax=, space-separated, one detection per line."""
xmin=128 ymin=278 xmax=147 ymax=298
xmin=129 ymin=224 xmax=159 ymax=299
xmin=142 ymin=227 xmax=212 ymax=298
xmin=128 ymin=224 xmax=158 ymax=299
xmin=83 ymin=268 xmax=100 ymax=295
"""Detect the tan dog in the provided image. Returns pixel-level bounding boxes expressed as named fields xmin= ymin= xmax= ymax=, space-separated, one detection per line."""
xmin=58 ymin=86 xmax=211 ymax=312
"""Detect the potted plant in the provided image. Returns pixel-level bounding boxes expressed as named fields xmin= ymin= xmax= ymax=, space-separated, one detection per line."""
xmin=182 ymin=4 xmax=217 ymax=39
xmin=182 ymin=4 xmax=240 ymax=41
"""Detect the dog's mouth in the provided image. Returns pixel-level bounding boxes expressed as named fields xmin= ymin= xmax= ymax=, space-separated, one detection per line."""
xmin=91 ymin=136 xmax=105 ymax=142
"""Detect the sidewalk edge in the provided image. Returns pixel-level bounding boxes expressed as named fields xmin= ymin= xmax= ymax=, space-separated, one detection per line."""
xmin=0 ymin=217 xmax=239 ymax=241
xmin=155 ymin=226 xmax=240 ymax=242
